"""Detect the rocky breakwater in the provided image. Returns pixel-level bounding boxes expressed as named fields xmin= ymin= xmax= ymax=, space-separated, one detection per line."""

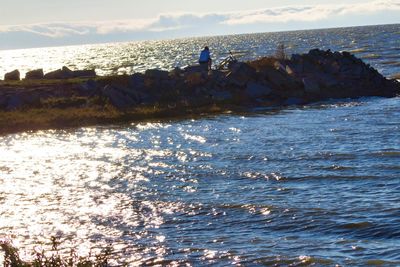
xmin=0 ymin=49 xmax=399 ymax=133
xmin=85 ymin=48 xmax=400 ymax=110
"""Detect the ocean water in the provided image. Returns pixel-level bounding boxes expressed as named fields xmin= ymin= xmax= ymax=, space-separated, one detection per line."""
xmin=0 ymin=25 xmax=400 ymax=266
xmin=0 ymin=24 xmax=399 ymax=79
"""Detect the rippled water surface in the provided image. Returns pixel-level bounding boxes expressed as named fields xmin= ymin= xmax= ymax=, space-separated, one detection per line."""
xmin=0 ymin=24 xmax=399 ymax=78
xmin=1 ymin=25 xmax=400 ymax=266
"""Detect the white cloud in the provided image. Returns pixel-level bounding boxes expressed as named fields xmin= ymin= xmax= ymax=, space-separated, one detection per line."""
xmin=223 ymin=0 xmax=400 ymax=25
xmin=0 ymin=0 xmax=398 ymax=49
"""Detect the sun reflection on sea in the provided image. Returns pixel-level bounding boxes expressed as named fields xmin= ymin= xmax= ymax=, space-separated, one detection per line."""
xmin=0 ymin=122 xmax=215 ymax=264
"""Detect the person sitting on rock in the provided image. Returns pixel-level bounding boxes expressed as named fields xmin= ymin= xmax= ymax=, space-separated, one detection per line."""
xmin=199 ymin=46 xmax=212 ymax=70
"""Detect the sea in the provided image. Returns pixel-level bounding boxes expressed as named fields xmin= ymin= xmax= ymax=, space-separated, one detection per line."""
xmin=0 ymin=24 xmax=399 ymax=266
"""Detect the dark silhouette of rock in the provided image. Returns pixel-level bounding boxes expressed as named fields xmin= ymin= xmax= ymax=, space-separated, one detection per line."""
xmin=6 ymin=95 xmax=23 ymax=110
xmin=245 ymin=82 xmax=272 ymax=98
xmin=43 ymin=67 xmax=96 ymax=79
xmin=101 ymin=85 xmax=138 ymax=109
xmin=185 ymin=72 xmax=206 ymax=87
xmin=145 ymin=69 xmax=169 ymax=80
xmin=284 ymin=97 xmax=304 ymax=106
xmin=129 ymin=73 xmax=145 ymax=89
xmin=210 ymin=90 xmax=233 ymax=101
xmin=226 ymin=62 xmax=257 ymax=87
xmin=1 ymin=49 xmax=399 ymax=114
xmin=72 ymin=69 xmax=96 ymax=78
xmin=4 ymin=70 xmax=20 ymax=81
xmin=25 ymin=69 xmax=44 ymax=80
xmin=79 ymin=79 xmax=98 ymax=95
xmin=44 ymin=66 xmax=73 ymax=79
xmin=302 ymin=77 xmax=320 ymax=94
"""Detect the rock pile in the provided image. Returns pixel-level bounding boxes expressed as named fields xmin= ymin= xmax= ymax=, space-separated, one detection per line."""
xmin=3 ymin=66 xmax=96 ymax=81
xmin=93 ymin=49 xmax=399 ymax=109
xmin=1 ymin=49 xmax=399 ymax=111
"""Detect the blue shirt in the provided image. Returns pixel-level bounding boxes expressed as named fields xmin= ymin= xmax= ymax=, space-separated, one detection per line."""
xmin=199 ymin=49 xmax=211 ymax=63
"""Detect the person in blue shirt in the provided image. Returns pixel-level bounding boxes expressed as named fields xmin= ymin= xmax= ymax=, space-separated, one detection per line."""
xmin=199 ymin=46 xmax=212 ymax=70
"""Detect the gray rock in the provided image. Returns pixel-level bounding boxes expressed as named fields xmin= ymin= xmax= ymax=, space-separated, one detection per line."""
xmin=226 ymin=62 xmax=257 ymax=87
xmin=261 ymin=66 xmax=297 ymax=90
xmin=4 ymin=70 xmax=20 ymax=81
xmin=25 ymin=69 xmax=44 ymax=80
xmin=245 ymin=82 xmax=272 ymax=98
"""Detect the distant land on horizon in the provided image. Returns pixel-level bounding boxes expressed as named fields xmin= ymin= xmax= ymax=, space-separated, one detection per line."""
xmin=0 ymin=23 xmax=398 ymax=51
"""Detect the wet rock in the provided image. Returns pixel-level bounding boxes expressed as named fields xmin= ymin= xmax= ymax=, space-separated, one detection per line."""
xmin=245 ymin=82 xmax=272 ymax=98
xmin=4 ymin=70 xmax=20 ymax=81
xmin=25 ymin=69 xmax=44 ymax=80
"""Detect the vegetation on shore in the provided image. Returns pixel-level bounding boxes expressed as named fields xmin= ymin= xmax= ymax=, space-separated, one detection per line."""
xmin=1 ymin=238 xmax=112 ymax=267
xmin=0 ymin=97 xmax=234 ymax=135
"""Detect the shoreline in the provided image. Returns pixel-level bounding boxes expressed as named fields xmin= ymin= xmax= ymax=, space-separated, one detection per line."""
xmin=1 ymin=49 xmax=399 ymax=135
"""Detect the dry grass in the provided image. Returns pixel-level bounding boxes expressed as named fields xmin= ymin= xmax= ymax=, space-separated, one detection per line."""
xmin=0 ymin=101 xmax=235 ymax=135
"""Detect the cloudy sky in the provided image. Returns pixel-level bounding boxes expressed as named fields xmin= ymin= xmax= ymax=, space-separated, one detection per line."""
xmin=0 ymin=0 xmax=399 ymax=49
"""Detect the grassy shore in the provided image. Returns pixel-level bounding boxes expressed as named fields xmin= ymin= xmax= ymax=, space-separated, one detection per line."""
xmin=0 ymin=101 xmax=237 ymax=135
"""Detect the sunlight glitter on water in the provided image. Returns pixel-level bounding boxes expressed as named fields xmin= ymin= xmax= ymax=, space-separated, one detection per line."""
xmin=1 ymin=24 xmax=399 ymax=79
xmin=1 ymin=25 xmax=400 ymax=265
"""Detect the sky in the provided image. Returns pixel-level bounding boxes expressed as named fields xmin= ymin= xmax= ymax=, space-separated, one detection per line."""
xmin=0 ymin=0 xmax=399 ymax=49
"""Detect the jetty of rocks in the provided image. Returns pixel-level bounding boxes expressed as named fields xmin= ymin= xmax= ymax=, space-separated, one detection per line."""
xmin=1 ymin=49 xmax=399 ymax=112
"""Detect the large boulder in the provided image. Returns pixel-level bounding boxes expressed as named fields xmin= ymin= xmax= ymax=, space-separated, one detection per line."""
xmin=79 ymin=79 xmax=98 ymax=95
xmin=72 ymin=69 xmax=96 ymax=78
xmin=25 ymin=69 xmax=44 ymax=80
xmin=185 ymin=72 xmax=206 ymax=87
xmin=44 ymin=66 xmax=73 ymax=79
xmin=245 ymin=82 xmax=272 ymax=98
xmin=302 ymin=77 xmax=320 ymax=94
xmin=101 ymin=85 xmax=138 ymax=109
xmin=226 ymin=62 xmax=257 ymax=87
xmin=4 ymin=70 xmax=20 ymax=81
xmin=128 ymin=73 xmax=145 ymax=89
xmin=144 ymin=69 xmax=169 ymax=80
xmin=210 ymin=90 xmax=233 ymax=101
xmin=183 ymin=65 xmax=207 ymax=74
